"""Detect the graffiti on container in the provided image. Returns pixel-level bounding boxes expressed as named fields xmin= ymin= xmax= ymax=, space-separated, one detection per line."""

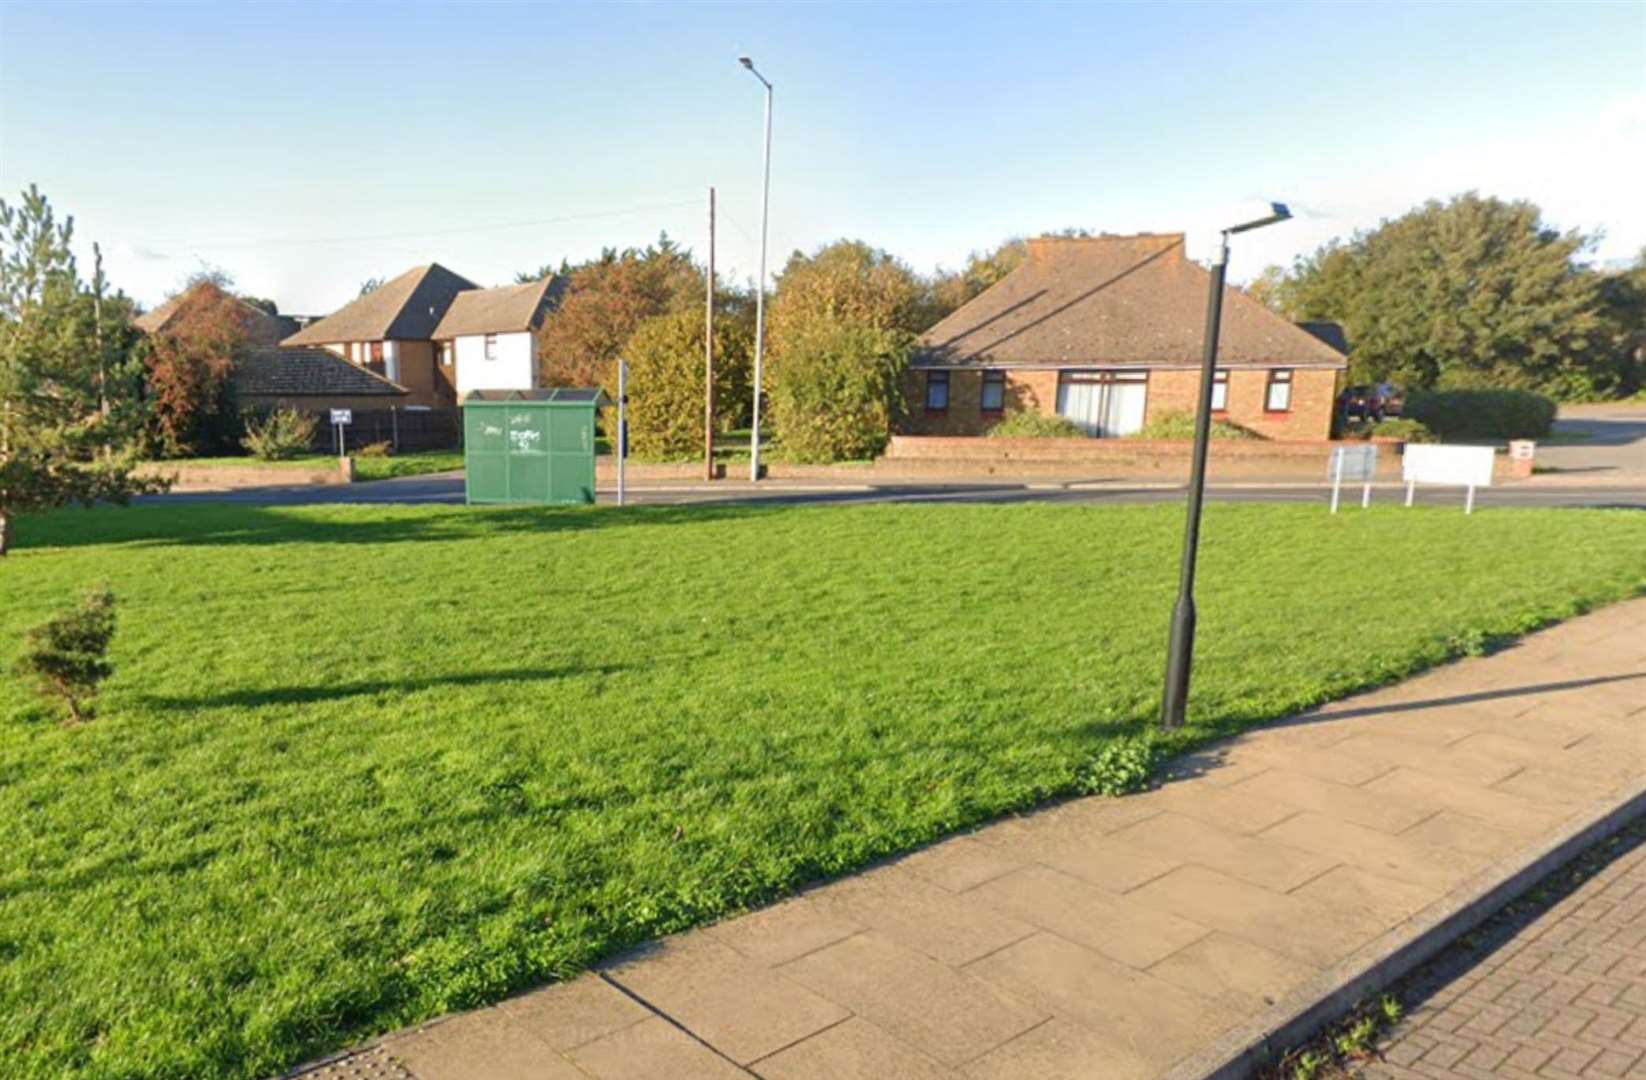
xmin=510 ymin=428 xmax=542 ymax=452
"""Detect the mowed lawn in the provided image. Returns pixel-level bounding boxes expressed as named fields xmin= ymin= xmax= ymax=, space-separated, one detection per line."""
xmin=2 ymin=501 xmax=1643 ymax=1078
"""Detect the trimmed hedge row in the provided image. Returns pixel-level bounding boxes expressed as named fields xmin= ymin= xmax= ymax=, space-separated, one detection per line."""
xmin=1404 ymin=389 xmax=1556 ymax=441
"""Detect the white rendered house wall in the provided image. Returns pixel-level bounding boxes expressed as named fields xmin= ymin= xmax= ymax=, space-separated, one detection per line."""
xmin=454 ymin=331 xmax=535 ymax=397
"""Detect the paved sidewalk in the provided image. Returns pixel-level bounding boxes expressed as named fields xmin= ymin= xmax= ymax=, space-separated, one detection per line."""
xmin=1357 ymin=819 xmax=1646 ymax=1079
xmin=304 ymin=597 xmax=1646 ymax=1080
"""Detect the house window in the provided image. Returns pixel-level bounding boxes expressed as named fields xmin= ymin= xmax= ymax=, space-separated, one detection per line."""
xmin=1265 ymin=369 xmax=1293 ymax=412
xmin=925 ymin=370 xmax=949 ymax=413
xmin=1210 ymin=370 xmax=1228 ymax=412
xmin=366 ymin=340 xmax=385 ymax=375
xmin=484 ymin=334 xmax=498 ymax=360
xmin=980 ymin=370 xmax=1006 ymax=413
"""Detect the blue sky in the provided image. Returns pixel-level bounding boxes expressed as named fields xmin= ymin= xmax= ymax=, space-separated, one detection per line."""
xmin=3 ymin=1 xmax=1642 ymax=315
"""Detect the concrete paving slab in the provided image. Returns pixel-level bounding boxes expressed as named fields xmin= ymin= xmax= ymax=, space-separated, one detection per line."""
xmin=749 ymin=1016 xmax=955 ymax=1079
xmin=604 ymin=934 xmax=847 ymax=1065
xmin=778 ymin=931 xmax=1048 ymax=1067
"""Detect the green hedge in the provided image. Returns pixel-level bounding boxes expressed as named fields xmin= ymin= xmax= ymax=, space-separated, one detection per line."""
xmin=1404 ymin=389 xmax=1556 ymax=441
xmin=1135 ymin=409 xmax=1259 ymax=441
xmin=986 ymin=411 xmax=1085 ymax=438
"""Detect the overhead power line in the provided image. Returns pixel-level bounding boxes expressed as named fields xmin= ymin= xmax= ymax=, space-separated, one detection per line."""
xmin=132 ymin=197 xmax=705 ymax=252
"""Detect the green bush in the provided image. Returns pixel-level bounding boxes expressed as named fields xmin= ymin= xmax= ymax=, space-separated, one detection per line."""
xmin=1405 ymin=389 xmax=1556 ymax=440
xmin=241 ymin=408 xmax=318 ymax=461
xmin=769 ymin=321 xmax=909 ymax=462
xmin=1135 ymin=409 xmax=1260 ymax=440
xmin=610 ymin=308 xmax=751 ymax=460
xmin=1074 ymin=734 xmax=1159 ymax=796
xmin=986 ymin=411 xmax=1085 ymax=438
xmin=354 ymin=441 xmax=392 ymax=458
xmin=1369 ymin=418 xmax=1436 ymax=443
xmin=13 ymin=586 xmax=116 ymax=724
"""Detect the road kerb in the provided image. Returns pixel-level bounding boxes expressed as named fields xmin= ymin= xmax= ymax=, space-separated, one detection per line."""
xmin=1160 ymin=771 xmax=1646 ymax=1080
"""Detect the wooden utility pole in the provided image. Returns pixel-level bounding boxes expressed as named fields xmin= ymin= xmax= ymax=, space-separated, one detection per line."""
xmin=704 ymin=186 xmax=716 ymax=481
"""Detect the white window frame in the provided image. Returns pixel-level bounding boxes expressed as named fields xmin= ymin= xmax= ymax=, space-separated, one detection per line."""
xmin=1265 ymin=369 xmax=1293 ymax=413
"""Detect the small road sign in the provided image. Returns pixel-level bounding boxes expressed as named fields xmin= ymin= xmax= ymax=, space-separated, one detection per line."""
xmin=1328 ymin=444 xmax=1378 ymax=512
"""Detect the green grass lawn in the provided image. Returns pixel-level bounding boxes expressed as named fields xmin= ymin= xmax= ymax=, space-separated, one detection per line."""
xmin=2 ymin=502 xmax=1643 ymax=1078
xmin=349 ymin=451 xmax=464 ymax=481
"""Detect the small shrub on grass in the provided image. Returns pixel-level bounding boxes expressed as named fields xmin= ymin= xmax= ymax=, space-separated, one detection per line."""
xmin=1405 ymin=388 xmax=1556 ymax=441
xmin=1369 ymin=418 xmax=1435 ymax=443
xmin=12 ymin=586 xmax=117 ymax=724
xmin=1074 ymin=734 xmax=1160 ymax=796
xmin=1136 ymin=409 xmax=1260 ymax=440
xmin=241 ymin=408 xmax=318 ymax=461
xmin=987 ymin=411 xmax=1085 ymax=438
xmin=355 ymin=441 xmax=392 ymax=458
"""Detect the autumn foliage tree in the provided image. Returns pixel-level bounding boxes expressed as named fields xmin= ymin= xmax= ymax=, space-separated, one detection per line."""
xmin=537 ymin=234 xmax=703 ymax=390
xmin=141 ymin=283 xmax=249 ymax=457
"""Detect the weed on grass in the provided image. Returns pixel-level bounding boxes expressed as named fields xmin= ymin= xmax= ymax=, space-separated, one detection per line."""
xmin=1 ymin=501 xmax=1643 ymax=1077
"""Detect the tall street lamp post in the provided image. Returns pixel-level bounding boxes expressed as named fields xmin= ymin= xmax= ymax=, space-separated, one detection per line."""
xmin=739 ymin=56 xmax=773 ymax=482
xmin=1160 ymin=203 xmax=1292 ymax=730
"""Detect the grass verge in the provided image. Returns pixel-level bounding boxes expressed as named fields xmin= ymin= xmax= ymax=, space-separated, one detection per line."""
xmin=1 ymin=501 xmax=1643 ymax=1077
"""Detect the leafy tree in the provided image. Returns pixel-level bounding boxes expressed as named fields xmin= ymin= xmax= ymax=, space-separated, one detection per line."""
xmin=0 ymin=185 xmax=165 ymax=556
xmin=1589 ymin=247 xmax=1645 ymax=397
xmin=767 ymin=241 xmax=928 ymax=359
xmin=768 ymin=321 xmax=910 ymax=462
xmin=1241 ymin=265 xmax=1291 ymax=313
xmin=515 ymin=258 xmax=574 ymax=285
xmin=141 ymin=283 xmax=249 ymax=457
xmin=176 ymin=264 xmax=234 ymax=296
xmin=612 ymin=306 xmax=752 ymax=459
xmin=1274 ymin=193 xmax=1611 ymax=397
xmin=12 ymin=585 xmax=116 ymax=723
xmin=537 ymin=233 xmax=704 ymax=390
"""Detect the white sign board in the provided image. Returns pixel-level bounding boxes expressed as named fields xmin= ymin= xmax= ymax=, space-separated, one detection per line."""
xmin=1327 ymin=444 xmax=1379 ymax=513
xmin=1402 ymin=444 xmax=1493 ymax=488
xmin=330 ymin=409 xmax=353 ymax=426
xmin=1402 ymin=443 xmax=1494 ymax=513
xmin=1328 ymin=444 xmax=1379 ymax=483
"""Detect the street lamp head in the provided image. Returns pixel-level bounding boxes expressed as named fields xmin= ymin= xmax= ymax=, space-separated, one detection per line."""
xmin=1225 ymin=202 xmax=1292 ymax=235
xmin=738 ymin=55 xmax=753 ymax=68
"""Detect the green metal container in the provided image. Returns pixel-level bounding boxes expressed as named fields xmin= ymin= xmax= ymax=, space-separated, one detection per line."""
xmin=463 ymin=389 xmax=607 ymax=505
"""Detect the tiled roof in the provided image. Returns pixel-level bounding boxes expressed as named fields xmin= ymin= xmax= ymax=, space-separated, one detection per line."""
xmin=1297 ymin=320 xmax=1350 ymax=354
xmin=431 ymin=277 xmax=560 ymax=339
xmin=135 ymin=282 xmax=298 ymax=346
xmin=234 ymin=347 xmax=408 ymax=398
xmin=281 ymin=263 xmax=479 ymax=346
xmin=915 ymin=234 xmax=1348 ymax=369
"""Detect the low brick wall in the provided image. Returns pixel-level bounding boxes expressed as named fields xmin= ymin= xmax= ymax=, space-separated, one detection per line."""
xmin=885 ymin=435 xmax=1402 ymax=461
xmin=139 ymin=460 xmax=352 ymax=491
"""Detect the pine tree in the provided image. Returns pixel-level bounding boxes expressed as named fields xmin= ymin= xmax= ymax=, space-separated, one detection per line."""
xmin=13 ymin=586 xmax=117 ymax=723
xmin=0 ymin=185 xmax=165 ymax=555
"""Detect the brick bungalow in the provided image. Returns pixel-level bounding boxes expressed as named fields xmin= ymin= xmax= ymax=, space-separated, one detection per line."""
xmin=906 ymin=233 xmax=1347 ymax=439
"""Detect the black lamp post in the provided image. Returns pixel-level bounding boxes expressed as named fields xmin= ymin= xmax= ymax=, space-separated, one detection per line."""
xmin=1161 ymin=203 xmax=1292 ymax=730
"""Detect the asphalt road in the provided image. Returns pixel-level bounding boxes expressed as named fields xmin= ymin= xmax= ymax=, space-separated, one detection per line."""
xmin=1539 ymin=401 xmax=1646 ymax=479
xmin=144 ymin=472 xmax=1646 ymax=510
xmin=142 ymin=403 xmax=1646 ymax=512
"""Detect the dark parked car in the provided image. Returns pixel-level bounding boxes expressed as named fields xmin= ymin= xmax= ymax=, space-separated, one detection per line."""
xmin=1339 ymin=383 xmax=1404 ymax=422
